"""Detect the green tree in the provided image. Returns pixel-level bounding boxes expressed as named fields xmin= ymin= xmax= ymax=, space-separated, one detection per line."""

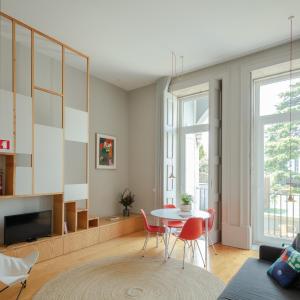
xmin=264 ymin=81 xmax=300 ymax=194
xmin=198 ymin=144 xmax=208 ymax=183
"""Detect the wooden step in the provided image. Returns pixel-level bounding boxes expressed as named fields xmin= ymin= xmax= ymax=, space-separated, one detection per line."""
xmin=88 ymin=216 xmax=99 ymax=228
xmin=65 ymin=202 xmax=77 ymax=232
xmin=77 ymin=209 xmax=88 ymax=230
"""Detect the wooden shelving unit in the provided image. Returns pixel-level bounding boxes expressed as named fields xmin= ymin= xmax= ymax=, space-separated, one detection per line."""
xmin=0 ymin=11 xmax=144 ymax=267
xmin=0 ymin=214 xmax=144 ymax=263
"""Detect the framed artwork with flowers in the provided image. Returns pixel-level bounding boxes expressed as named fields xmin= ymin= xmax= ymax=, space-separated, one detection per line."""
xmin=96 ymin=133 xmax=116 ymax=169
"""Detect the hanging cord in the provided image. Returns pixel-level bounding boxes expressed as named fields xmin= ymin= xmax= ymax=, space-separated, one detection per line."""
xmin=180 ymin=56 xmax=184 ymax=75
xmin=288 ymin=16 xmax=295 ymax=202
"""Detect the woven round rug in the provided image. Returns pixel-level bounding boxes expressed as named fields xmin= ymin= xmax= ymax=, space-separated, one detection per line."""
xmin=33 ymin=256 xmax=224 ymax=300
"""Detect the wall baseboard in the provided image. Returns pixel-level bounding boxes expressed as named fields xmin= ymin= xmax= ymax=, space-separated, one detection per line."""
xmin=222 ymin=223 xmax=252 ymax=249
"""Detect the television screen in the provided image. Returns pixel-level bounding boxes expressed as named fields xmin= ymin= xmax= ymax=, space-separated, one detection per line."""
xmin=4 ymin=210 xmax=52 ymax=245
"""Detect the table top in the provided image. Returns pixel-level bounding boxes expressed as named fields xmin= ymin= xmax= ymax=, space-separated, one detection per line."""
xmin=150 ymin=208 xmax=210 ymax=220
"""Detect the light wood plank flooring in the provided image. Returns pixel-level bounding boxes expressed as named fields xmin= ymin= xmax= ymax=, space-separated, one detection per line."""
xmin=0 ymin=231 xmax=257 ymax=300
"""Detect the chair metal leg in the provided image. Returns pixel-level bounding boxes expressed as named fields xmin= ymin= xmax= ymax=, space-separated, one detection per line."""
xmin=182 ymin=241 xmax=186 ymax=269
xmin=191 ymin=240 xmax=195 ymax=258
xmin=209 ymin=236 xmax=218 ymax=255
xmin=16 ymin=281 xmax=26 ymax=300
xmin=142 ymin=232 xmax=150 ymax=257
xmin=168 ymin=237 xmax=178 ymax=258
xmin=0 ymin=286 xmax=9 ymax=293
xmin=195 ymin=240 xmax=206 ymax=267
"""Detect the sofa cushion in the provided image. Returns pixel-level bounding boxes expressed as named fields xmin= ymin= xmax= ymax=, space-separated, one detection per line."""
xmin=218 ymin=258 xmax=299 ymax=300
xmin=267 ymin=246 xmax=300 ymax=287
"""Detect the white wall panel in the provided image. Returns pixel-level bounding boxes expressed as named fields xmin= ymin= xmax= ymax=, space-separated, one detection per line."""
xmin=34 ymin=124 xmax=63 ymax=194
xmin=64 ymin=107 xmax=88 ymax=143
xmin=15 ymin=167 xmax=32 ymax=195
xmin=16 ymin=94 xmax=32 ymax=154
xmin=64 ymin=184 xmax=88 ymax=201
xmin=0 ymin=89 xmax=14 ymax=153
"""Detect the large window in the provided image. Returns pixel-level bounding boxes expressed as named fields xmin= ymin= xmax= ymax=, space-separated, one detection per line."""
xmin=253 ymin=72 xmax=300 ymax=244
xmin=179 ymin=92 xmax=209 ymax=210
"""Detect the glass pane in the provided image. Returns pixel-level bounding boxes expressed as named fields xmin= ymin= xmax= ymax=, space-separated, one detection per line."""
xmin=64 ymin=49 xmax=87 ymax=111
xmin=16 ymin=24 xmax=31 ymax=96
xmin=35 ymin=34 xmax=62 ymax=93
xmin=0 ymin=16 xmax=12 ymax=91
xmin=64 ymin=140 xmax=87 ymax=184
xmin=34 ymin=89 xmax=62 ymax=128
xmin=185 ymin=131 xmax=209 ymax=210
xmin=183 ymin=92 xmax=209 ymax=126
xmin=260 ymin=77 xmax=300 ymax=116
xmin=264 ymin=120 xmax=300 ymax=239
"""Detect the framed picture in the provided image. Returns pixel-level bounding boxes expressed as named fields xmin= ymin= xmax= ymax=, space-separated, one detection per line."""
xmin=96 ymin=133 xmax=116 ymax=169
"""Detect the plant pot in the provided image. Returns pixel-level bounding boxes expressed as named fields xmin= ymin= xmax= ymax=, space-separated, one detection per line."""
xmin=180 ymin=204 xmax=192 ymax=212
xmin=123 ymin=207 xmax=130 ymax=217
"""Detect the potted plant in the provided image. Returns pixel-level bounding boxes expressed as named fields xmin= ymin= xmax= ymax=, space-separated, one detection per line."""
xmin=181 ymin=193 xmax=193 ymax=212
xmin=119 ymin=188 xmax=135 ymax=217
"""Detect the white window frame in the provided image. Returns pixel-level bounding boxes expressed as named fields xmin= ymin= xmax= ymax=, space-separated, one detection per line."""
xmin=178 ymin=91 xmax=209 ymax=207
xmin=252 ymin=70 xmax=300 ymax=246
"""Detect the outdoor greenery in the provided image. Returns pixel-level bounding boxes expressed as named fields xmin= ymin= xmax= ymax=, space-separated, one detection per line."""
xmin=264 ymin=81 xmax=300 ymax=194
xmin=199 ymin=144 xmax=208 ymax=183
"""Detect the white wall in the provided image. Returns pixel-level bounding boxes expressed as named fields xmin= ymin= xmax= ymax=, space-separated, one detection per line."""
xmin=128 ymin=84 xmax=156 ymax=213
xmin=127 ymin=40 xmax=300 ymax=249
xmin=89 ymin=76 xmax=129 ymax=216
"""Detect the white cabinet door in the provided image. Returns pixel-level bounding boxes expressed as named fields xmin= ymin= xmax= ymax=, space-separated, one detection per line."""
xmin=16 ymin=94 xmax=32 ymax=154
xmin=64 ymin=107 xmax=88 ymax=143
xmin=34 ymin=124 xmax=63 ymax=194
xmin=15 ymin=167 xmax=32 ymax=195
xmin=0 ymin=89 xmax=14 ymax=153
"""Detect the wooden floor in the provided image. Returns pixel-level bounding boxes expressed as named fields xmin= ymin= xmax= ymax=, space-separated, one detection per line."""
xmin=0 ymin=231 xmax=257 ymax=300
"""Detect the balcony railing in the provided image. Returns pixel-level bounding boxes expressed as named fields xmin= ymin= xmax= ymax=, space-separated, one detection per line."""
xmin=264 ymin=193 xmax=300 ymax=240
xmin=195 ymin=184 xmax=208 ymax=210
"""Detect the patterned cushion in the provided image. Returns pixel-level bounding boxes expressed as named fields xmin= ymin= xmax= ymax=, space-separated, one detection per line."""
xmin=267 ymin=246 xmax=300 ymax=288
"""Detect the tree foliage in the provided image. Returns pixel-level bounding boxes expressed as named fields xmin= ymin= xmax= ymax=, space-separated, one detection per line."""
xmin=265 ymin=81 xmax=300 ymax=194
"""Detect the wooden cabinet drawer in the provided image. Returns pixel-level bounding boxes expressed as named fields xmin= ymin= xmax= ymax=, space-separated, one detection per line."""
xmin=14 ymin=237 xmax=63 ymax=263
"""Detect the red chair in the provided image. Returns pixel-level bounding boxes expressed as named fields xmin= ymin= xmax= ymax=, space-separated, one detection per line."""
xmin=203 ymin=208 xmax=217 ymax=255
xmin=163 ymin=204 xmax=184 ymax=229
xmin=140 ymin=209 xmax=166 ymax=256
xmin=169 ymin=217 xmax=205 ymax=269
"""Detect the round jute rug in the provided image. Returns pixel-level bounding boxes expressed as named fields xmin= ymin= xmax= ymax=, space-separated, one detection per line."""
xmin=33 ymin=257 xmax=224 ymax=300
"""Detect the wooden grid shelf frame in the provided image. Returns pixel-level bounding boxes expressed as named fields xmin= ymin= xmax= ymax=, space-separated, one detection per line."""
xmin=0 ymin=10 xmax=90 ymax=251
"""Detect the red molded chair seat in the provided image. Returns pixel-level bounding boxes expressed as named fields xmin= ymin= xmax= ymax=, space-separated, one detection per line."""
xmin=147 ymin=224 xmax=165 ymax=234
xmin=140 ymin=209 xmax=166 ymax=256
xmin=169 ymin=217 xmax=205 ymax=268
xmin=163 ymin=204 xmax=184 ymax=229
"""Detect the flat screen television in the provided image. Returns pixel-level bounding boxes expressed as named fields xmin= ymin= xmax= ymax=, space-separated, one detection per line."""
xmin=4 ymin=210 xmax=52 ymax=245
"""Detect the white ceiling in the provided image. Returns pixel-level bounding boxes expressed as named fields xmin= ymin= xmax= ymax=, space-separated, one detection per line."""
xmin=2 ymin=0 xmax=300 ymax=91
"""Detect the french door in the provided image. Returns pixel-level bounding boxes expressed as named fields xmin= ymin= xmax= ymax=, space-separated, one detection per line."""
xmin=253 ymin=72 xmax=300 ymax=245
xmin=179 ymin=80 xmax=222 ymax=242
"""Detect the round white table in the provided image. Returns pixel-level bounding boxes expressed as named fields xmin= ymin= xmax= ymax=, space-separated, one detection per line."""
xmin=151 ymin=208 xmax=210 ymax=269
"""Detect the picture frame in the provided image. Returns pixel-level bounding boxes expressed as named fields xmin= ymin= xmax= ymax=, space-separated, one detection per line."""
xmin=96 ymin=133 xmax=116 ymax=169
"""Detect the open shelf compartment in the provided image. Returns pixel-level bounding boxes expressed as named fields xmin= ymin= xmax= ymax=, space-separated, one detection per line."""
xmin=0 ymin=153 xmax=15 ymax=196
xmin=77 ymin=209 xmax=88 ymax=230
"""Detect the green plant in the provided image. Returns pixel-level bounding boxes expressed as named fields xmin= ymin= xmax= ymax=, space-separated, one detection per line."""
xmin=119 ymin=188 xmax=135 ymax=209
xmin=181 ymin=193 xmax=193 ymax=205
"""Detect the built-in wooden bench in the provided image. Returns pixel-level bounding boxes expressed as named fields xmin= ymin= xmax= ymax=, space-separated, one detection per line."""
xmin=0 ymin=214 xmax=143 ymax=263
